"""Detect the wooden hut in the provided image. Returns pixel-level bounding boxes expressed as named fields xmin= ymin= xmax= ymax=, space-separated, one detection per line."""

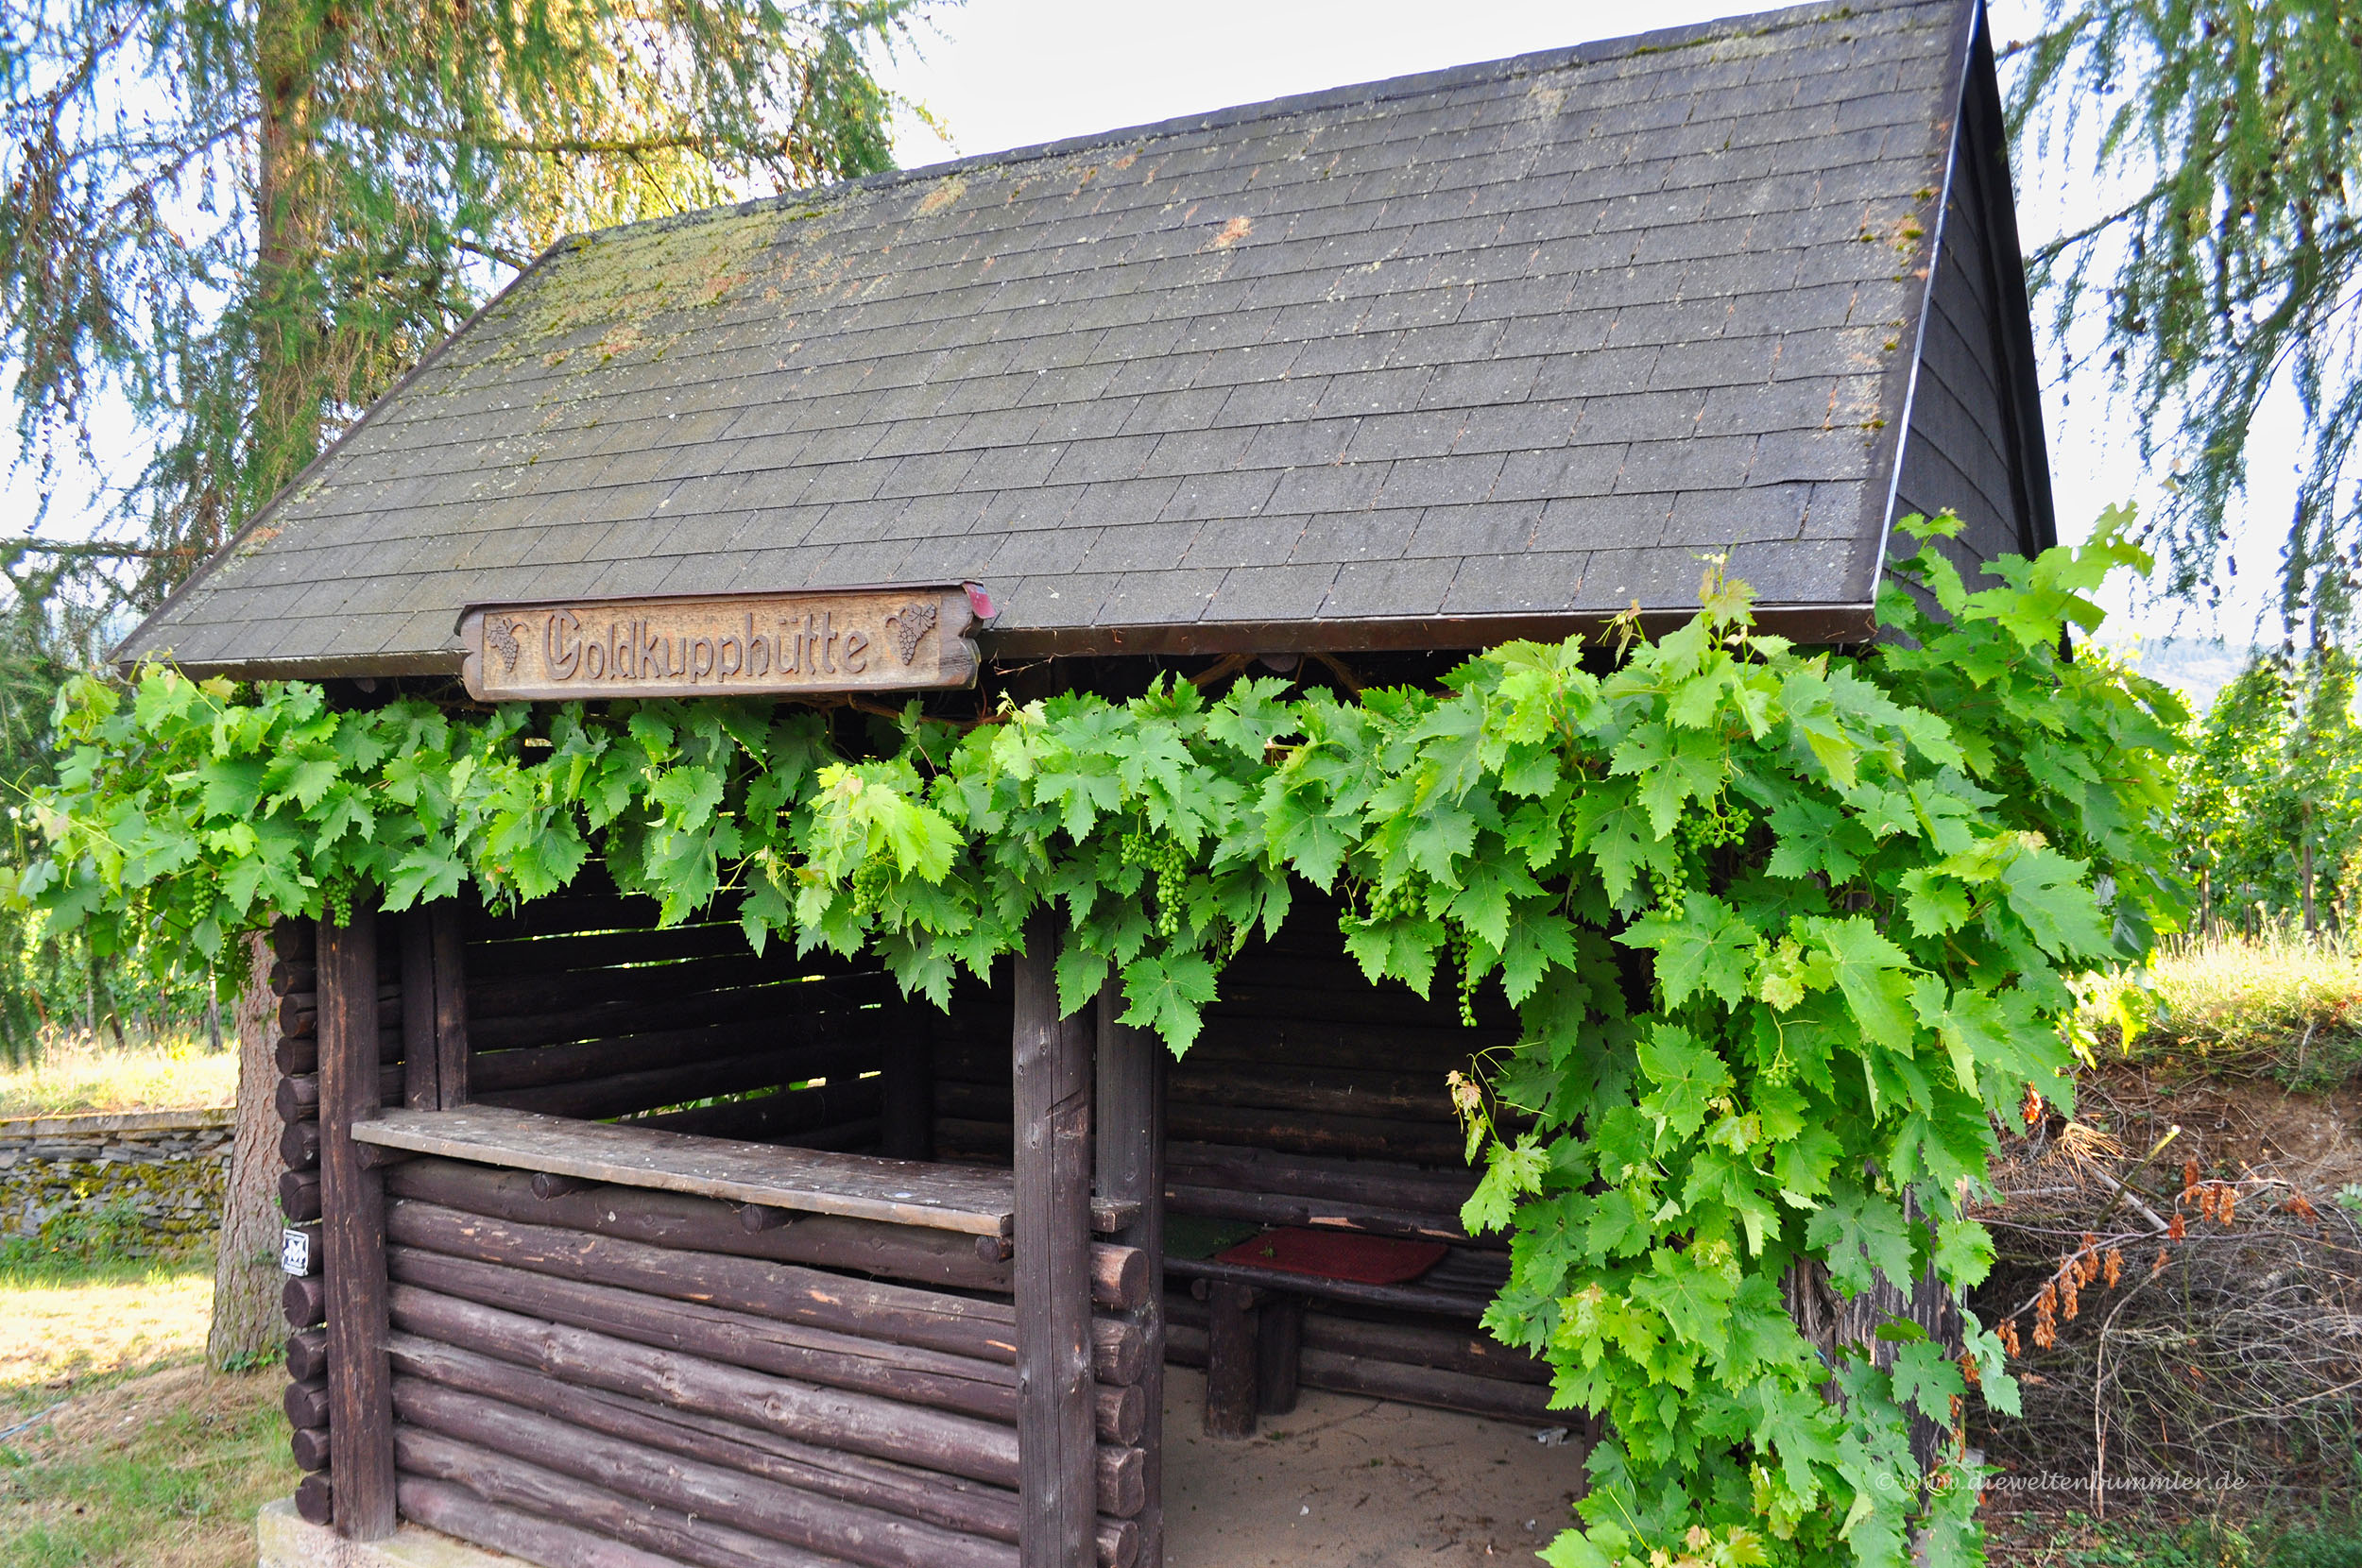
xmin=119 ymin=2 xmax=2052 ymax=1564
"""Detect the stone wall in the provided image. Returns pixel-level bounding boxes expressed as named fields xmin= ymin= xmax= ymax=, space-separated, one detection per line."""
xmin=0 ymin=1108 xmax=234 ymax=1256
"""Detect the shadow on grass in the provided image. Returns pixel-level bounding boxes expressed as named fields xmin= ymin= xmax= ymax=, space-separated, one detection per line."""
xmin=0 ymin=1363 xmax=294 ymax=1568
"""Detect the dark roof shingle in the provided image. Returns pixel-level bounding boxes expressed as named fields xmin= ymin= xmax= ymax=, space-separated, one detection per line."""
xmin=121 ymin=0 xmax=1994 ymax=674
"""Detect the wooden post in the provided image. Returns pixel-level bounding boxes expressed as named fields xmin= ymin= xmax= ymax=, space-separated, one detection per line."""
xmin=320 ymin=898 xmax=397 ymax=1538
xmin=1013 ymin=915 xmax=1094 ymax=1568
xmin=430 ymin=902 xmax=471 ymax=1106
xmin=400 ymin=912 xmax=437 ymax=1110
xmin=1255 ymin=1294 xmax=1302 ymax=1416
xmin=1096 ymin=983 xmax=1165 ymax=1568
xmin=1202 ymin=1283 xmax=1259 ymax=1439
xmin=400 ymin=902 xmax=469 ymax=1110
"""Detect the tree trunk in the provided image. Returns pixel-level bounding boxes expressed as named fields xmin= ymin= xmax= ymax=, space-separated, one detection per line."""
xmin=209 ymin=932 xmax=282 ymax=1371
xmin=252 ymin=0 xmax=332 ymax=504
xmin=2301 ymin=800 xmax=2317 ymax=934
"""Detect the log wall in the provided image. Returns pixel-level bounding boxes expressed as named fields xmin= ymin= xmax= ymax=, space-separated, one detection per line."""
xmin=932 ymin=894 xmax=1551 ymax=1426
xmin=458 ymin=878 xmax=919 ymax=1145
xmin=380 ymin=1152 xmax=1147 ymax=1568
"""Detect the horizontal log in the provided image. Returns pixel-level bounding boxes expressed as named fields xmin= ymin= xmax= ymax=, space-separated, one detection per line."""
xmin=471 ymin=1018 xmax=880 ymax=1095
xmin=382 ymin=1197 xmax=1145 ymax=1385
xmin=280 ymin=1168 xmax=321 ymax=1222
xmin=275 ymin=1065 xmax=402 ymax=1122
xmin=1296 ymin=1347 xmax=1560 ymax=1423
xmin=1164 ymin=1182 xmax=1471 ymax=1247
xmin=932 ymin=1117 xmax=1011 ymax=1163
xmin=936 ymin=1016 xmax=1495 ymax=1078
xmin=390 ymin=1332 xmax=1132 ymax=1568
xmin=286 ymin=1328 xmax=328 ymax=1383
xmin=389 ymin=1157 xmax=1008 ymax=1294
xmin=1166 ymin=1102 xmax=1467 ymax=1165
xmin=281 ymin=1118 xmax=320 ymax=1172
xmin=1206 ymin=980 xmax=1473 ymax=1030
xmin=386 ymin=1291 xmax=1142 ymax=1515
xmin=387 ymin=1249 xmax=1144 ymax=1444
xmin=626 ymin=1079 xmax=881 ymax=1142
xmin=290 ymin=1424 xmax=331 ymax=1473
xmin=933 ymin=1092 xmax=1465 ymax=1164
xmin=1304 ymin=1311 xmax=1550 ymax=1385
xmin=469 ymin=975 xmax=899 ymax=1055
xmin=272 ymin=1026 xmax=402 ymax=1078
xmin=1170 ymin=1065 xmax=1454 ymax=1121
xmin=467 ymin=954 xmax=865 ymax=1024
xmin=397 ymin=1473 xmax=690 ymax=1568
xmin=399 ymin=1427 xmax=820 ymax=1568
xmin=294 ymin=1471 xmax=333 ymax=1526
xmin=283 ymin=1378 xmax=329 ymax=1429
xmin=462 ymin=892 xmax=664 ymax=942
xmin=466 ymin=921 xmax=779 ymax=981
xmin=282 ymin=1274 xmax=326 ymax=1329
xmin=776 ymin=1117 xmax=882 ymax=1153
xmin=278 ymin=981 xmax=402 ymax=1036
xmin=476 ymin=1046 xmax=876 ymax=1124
xmin=1167 ymin=1256 xmax=1486 ymax=1320
xmin=1166 ymin=1141 xmax=1479 ymax=1212
xmin=396 ymin=1376 xmax=1015 ymax=1568
xmin=269 ymin=918 xmax=316 ymax=964
xmin=270 ymin=959 xmax=315 ymax=995
xmin=390 ymin=1286 xmax=1020 ymax=1488
xmin=1167 ymin=1296 xmax=1549 ymax=1385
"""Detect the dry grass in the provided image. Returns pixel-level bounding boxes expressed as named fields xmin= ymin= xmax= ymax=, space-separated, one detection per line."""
xmin=1971 ymin=1065 xmax=2362 ymax=1548
xmin=0 ymin=1261 xmax=214 ymax=1395
xmin=0 ymin=1031 xmax=237 ymax=1119
xmin=2083 ymin=928 xmax=2362 ymax=1086
xmin=0 ymin=1363 xmax=293 ymax=1568
xmin=0 ymin=1258 xmax=294 ymax=1568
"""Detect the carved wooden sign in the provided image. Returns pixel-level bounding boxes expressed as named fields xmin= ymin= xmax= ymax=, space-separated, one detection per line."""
xmin=457 ymin=583 xmax=984 ymax=701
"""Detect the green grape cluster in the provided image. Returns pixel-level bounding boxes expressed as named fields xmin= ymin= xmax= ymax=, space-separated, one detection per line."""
xmin=1451 ymin=931 xmax=1481 ymax=1029
xmin=1119 ymin=828 xmax=1192 ymax=939
xmin=847 ymin=857 xmax=895 ymax=919
xmin=327 ymin=887 xmax=353 ymax=929
xmin=1363 ymin=877 xmax=1423 ymax=923
xmin=1677 ymin=794 xmax=1753 ymax=854
xmin=1644 ymin=862 xmax=1688 ymax=918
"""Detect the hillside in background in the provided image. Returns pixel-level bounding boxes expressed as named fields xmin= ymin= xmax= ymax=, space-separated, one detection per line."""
xmin=2115 ymin=637 xmax=2255 ymax=711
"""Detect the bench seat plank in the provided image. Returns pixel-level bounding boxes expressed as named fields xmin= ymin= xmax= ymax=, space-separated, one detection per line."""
xmin=353 ymin=1104 xmax=1023 ymax=1236
xmin=1165 ymin=1254 xmax=1489 ymax=1319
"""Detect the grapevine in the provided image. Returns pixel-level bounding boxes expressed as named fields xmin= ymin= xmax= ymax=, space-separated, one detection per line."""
xmin=14 ymin=511 xmax=2187 ymax=1568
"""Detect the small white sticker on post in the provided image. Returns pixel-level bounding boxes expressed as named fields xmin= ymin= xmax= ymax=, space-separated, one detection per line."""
xmin=281 ymin=1226 xmax=312 ymax=1276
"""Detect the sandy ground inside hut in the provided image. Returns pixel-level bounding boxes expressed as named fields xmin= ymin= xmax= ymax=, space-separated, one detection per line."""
xmin=1160 ymin=1367 xmax=1584 ymax=1567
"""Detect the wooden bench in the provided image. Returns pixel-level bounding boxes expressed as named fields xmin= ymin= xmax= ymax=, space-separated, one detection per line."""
xmin=1155 ymin=1141 xmax=1540 ymax=1434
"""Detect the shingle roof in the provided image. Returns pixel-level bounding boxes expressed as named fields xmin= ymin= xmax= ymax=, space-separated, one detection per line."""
xmin=119 ymin=0 xmax=2018 ymax=677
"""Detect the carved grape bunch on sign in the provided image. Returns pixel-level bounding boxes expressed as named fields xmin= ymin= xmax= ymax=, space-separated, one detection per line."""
xmin=886 ymin=602 xmax=937 ymax=666
xmin=486 ymin=618 xmax=524 ymax=673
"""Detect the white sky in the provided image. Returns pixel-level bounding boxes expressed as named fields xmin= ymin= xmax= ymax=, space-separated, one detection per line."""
xmin=6 ymin=0 xmax=2297 ymax=651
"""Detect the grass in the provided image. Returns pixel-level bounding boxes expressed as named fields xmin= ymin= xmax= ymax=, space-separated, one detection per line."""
xmin=2006 ymin=1509 xmax=2362 ymax=1567
xmin=2083 ymin=926 xmax=2362 ymax=1086
xmin=0 ymin=1250 xmax=294 ymax=1567
xmin=0 ymin=1031 xmax=237 ymax=1120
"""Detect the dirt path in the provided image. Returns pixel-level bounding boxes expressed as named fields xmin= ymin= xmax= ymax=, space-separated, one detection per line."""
xmin=1162 ymin=1366 xmax=1584 ymax=1566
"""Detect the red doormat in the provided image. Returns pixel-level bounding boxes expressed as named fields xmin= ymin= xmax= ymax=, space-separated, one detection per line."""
xmin=1212 ymin=1227 xmax=1447 ymax=1286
